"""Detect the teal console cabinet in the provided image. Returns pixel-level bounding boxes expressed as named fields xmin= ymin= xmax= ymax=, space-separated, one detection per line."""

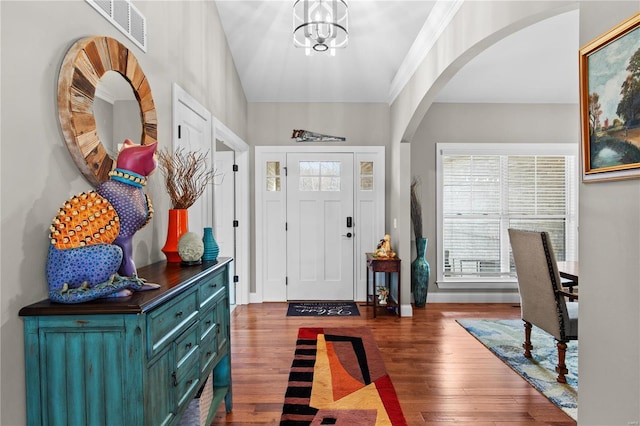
xmin=19 ymin=258 xmax=233 ymax=426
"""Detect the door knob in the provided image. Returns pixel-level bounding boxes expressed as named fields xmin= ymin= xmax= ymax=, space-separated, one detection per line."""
xmin=342 ymin=232 xmax=353 ymax=238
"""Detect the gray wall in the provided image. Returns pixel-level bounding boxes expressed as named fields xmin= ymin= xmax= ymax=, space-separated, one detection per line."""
xmin=411 ymin=102 xmax=579 ymax=299
xmin=0 ymin=2 xmax=247 ymax=425
xmin=577 ymin=2 xmax=640 ymax=424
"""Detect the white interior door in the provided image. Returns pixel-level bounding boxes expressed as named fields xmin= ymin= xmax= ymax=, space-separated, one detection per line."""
xmin=214 ymin=148 xmax=236 ymax=304
xmin=172 ymin=85 xmax=212 ymax=233
xmin=286 ymin=153 xmax=354 ymax=300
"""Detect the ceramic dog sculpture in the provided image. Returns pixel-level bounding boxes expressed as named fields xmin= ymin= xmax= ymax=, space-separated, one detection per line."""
xmin=47 ymin=140 xmax=158 ymax=303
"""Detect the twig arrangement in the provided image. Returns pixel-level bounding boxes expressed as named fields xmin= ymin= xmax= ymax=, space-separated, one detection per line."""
xmin=410 ymin=176 xmax=423 ymax=248
xmin=157 ymin=147 xmax=216 ymax=210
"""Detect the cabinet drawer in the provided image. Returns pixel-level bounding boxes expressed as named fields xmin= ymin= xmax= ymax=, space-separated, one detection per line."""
xmin=175 ymin=324 xmax=199 ymax=368
xmin=147 ymin=288 xmax=198 ymax=358
xmin=200 ymin=328 xmax=218 ymax=373
xmin=199 ymin=306 xmax=217 ymax=340
xmin=199 ymin=269 xmax=226 ymax=309
xmin=175 ymin=361 xmax=201 ymax=409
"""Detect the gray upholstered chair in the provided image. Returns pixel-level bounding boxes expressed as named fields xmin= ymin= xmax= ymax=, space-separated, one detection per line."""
xmin=508 ymin=229 xmax=578 ymax=383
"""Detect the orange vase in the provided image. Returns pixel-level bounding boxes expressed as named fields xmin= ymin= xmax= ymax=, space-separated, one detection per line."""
xmin=161 ymin=209 xmax=189 ymax=262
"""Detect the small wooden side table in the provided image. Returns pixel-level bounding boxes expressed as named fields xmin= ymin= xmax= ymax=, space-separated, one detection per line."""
xmin=366 ymin=253 xmax=401 ymax=318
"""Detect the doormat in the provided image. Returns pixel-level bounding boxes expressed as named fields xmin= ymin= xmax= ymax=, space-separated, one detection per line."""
xmin=280 ymin=327 xmax=407 ymax=425
xmin=287 ymin=302 xmax=360 ymax=317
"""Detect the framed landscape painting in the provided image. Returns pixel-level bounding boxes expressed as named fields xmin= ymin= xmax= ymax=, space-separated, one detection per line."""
xmin=580 ymin=12 xmax=640 ymax=182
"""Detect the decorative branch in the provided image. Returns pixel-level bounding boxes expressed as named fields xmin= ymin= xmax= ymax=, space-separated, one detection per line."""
xmin=410 ymin=176 xmax=423 ymax=247
xmin=157 ymin=147 xmax=217 ymax=210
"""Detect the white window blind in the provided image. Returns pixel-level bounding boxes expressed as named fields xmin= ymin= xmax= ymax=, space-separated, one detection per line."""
xmin=437 ymin=143 xmax=578 ymax=288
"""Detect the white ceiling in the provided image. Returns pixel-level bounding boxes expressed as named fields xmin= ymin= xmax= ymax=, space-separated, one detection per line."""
xmin=214 ymin=1 xmax=579 ymax=104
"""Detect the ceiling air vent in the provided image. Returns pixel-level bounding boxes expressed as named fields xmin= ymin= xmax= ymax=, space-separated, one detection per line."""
xmin=86 ymin=0 xmax=147 ymax=52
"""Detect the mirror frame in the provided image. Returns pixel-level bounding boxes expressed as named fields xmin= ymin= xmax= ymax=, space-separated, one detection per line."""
xmin=58 ymin=36 xmax=157 ymax=186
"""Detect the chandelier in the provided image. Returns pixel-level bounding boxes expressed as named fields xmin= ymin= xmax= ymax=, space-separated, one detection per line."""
xmin=293 ymin=0 xmax=348 ymax=56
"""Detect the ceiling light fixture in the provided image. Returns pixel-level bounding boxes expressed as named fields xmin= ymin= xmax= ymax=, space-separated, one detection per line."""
xmin=293 ymin=0 xmax=348 ymax=56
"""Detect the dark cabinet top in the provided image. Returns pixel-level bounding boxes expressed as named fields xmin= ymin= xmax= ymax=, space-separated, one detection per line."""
xmin=19 ymin=258 xmax=232 ymax=317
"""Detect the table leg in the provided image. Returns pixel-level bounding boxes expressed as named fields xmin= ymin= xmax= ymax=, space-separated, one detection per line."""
xmin=366 ymin=263 xmax=369 ymax=306
xmin=373 ymin=268 xmax=377 ymax=319
xmin=397 ymin=267 xmax=401 ymax=317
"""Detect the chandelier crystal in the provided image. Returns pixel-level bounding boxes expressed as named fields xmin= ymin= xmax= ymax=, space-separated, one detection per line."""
xmin=293 ymin=0 xmax=348 ymax=56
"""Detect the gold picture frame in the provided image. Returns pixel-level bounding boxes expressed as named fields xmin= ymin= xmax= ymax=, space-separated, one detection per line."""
xmin=580 ymin=12 xmax=640 ymax=182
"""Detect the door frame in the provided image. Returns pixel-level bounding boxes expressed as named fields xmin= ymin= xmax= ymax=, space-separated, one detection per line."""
xmin=254 ymin=146 xmax=385 ymax=303
xmin=213 ymin=118 xmax=250 ymax=306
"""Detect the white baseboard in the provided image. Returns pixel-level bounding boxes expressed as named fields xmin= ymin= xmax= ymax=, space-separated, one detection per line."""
xmin=426 ymin=292 xmax=520 ymax=303
xmin=399 ymin=303 xmax=413 ymax=317
xmin=247 ymin=292 xmax=519 ymax=306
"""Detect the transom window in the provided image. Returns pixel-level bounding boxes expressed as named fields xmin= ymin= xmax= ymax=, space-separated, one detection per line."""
xmin=436 ymin=143 xmax=578 ymax=289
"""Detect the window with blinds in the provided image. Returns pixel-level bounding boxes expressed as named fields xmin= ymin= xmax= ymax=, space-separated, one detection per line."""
xmin=436 ymin=143 xmax=578 ymax=288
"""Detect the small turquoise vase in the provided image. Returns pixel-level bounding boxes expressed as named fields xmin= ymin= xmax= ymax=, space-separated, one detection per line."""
xmin=411 ymin=237 xmax=430 ymax=307
xmin=202 ymin=227 xmax=219 ymax=262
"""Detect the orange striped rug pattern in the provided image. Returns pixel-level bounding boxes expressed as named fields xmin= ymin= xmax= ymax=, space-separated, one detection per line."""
xmin=280 ymin=327 xmax=407 ymax=426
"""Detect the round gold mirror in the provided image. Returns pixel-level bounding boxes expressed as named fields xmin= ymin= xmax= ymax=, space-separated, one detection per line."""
xmin=57 ymin=36 xmax=157 ymax=186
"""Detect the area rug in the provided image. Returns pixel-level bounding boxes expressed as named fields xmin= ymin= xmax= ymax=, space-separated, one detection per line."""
xmin=287 ymin=302 xmax=360 ymax=317
xmin=457 ymin=318 xmax=577 ymax=421
xmin=280 ymin=327 xmax=407 ymax=426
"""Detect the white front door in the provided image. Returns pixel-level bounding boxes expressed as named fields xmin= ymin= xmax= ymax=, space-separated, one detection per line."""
xmin=286 ymin=153 xmax=354 ymax=300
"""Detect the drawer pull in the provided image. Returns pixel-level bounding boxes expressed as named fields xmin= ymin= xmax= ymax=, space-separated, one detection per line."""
xmin=175 ymin=311 xmax=183 ymax=318
xmin=185 ymin=342 xmax=192 ymax=350
xmin=206 ymin=351 xmax=213 ymax=357
xmin=172 ymin=372 xmax=177 ymax=387
xmin=186 ymin=379 xmax=194 ymax=386
xmin=206 ymin=320 xmax=212 ymax=326
xmin=210 ymin=283 xmax=217 ymax=288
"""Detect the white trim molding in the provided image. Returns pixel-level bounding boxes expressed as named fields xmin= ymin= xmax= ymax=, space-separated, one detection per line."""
xmin=388 ymin=0 xmax=463 ymax=103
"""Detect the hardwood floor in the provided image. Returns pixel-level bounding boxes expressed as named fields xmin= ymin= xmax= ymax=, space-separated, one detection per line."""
xmin=213 ymin=303 xmax=576 ymax=425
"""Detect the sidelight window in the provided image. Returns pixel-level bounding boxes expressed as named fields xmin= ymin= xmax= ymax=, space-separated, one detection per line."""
xmin=360 ymin=161 xmax=374 ymax=191
xmin=266 ymin=161 xmax=281 ymax=191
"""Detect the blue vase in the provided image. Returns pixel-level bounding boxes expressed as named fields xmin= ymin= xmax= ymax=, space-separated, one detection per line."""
xmin=202 ymin=227 xmax=219 ymax=262
xmin=411 ymin=237 xmax=430 ymax=307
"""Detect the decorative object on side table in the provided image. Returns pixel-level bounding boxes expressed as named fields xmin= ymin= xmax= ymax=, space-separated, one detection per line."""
xmin=202 ymin=227 xmax=220 ymax=262
xmin=377 ymin=286 xmax=389 ymax=305
xmin=178 ymin=231 xmax=205 ymax=265
xmin=158 ymin=147 xmax=216 ymax=262
xmin=373 ymin=234 xmax=396 ymax=258
xmin=46 ymin=140 xmax=160 ymax=303
xmin=410 ymin=176 xmax=430 ymax=307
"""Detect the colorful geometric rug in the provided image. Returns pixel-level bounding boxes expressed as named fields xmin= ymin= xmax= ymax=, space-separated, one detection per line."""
xmin=286 ymin=302 xmax=360 ymax=317
xmin=457 ymin=318 xmax=577 ymax=421
xmin=280 ymin=327 xmax=407 ymax=425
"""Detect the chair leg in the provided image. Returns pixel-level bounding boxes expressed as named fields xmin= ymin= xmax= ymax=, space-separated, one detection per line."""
xmin=523 ymin=321 xmax=533 ymax=358
xmin=555 ymin=340 xmax=569 ymax=383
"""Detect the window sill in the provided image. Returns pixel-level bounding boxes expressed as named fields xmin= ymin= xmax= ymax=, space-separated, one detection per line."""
xmin=436 ymin=279 xmax=518 ymax=290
